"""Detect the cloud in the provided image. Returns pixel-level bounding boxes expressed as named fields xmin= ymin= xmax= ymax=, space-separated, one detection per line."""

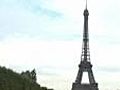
xmin=0 ymin=0 xmax=83 ymax=42
xmin=97 ymin=67 xmax=120 ymax=73
xmin=0 ymin=0 xmax=62 ymax=18
xmin=19 ymin=0 xmax=63 ymax=18
xmin=0 ymin=0 xmax=64 ymax=41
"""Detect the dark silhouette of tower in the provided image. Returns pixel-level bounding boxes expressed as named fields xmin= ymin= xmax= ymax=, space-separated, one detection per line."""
xmin=71 ymin=1 xmax=99 ymax=90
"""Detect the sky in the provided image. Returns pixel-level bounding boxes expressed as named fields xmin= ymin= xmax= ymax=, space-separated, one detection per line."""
xmin=0 ymin=0 xmax=120 ymax=90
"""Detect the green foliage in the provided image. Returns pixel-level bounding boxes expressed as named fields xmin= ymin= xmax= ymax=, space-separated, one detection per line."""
xmin=21 ymin=69 xmax=37 ymax=83
xmin=0 ymin=66 xmax=53 ymax=90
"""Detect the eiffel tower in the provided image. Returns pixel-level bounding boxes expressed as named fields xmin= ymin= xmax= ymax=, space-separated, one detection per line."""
xmin=71 ymin=1 xmax=99 ymax=90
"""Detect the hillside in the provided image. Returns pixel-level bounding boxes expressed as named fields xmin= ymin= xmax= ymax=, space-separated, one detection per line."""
xmin=0 ymin=66 xmax=53 ymax=90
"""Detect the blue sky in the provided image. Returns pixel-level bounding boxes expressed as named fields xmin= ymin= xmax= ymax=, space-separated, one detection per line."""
xmin=0 ymin=0 xmax=120 ymax=90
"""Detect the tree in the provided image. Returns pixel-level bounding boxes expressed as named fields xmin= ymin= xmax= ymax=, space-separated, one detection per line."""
xmin=31 ymin=69 xmax=37 ymax=83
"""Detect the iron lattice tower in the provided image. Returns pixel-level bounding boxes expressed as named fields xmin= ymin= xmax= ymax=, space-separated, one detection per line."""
xmin=71 ymin=1 xmax=99 ymax=90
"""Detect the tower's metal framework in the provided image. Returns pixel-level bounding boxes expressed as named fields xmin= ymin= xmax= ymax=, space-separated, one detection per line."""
xmin=71 ymin=1 xmax=99 ymax=90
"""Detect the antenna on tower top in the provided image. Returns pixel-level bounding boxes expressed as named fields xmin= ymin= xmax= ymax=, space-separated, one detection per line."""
xmin=86 ymin=0 xmax=87 ymax=9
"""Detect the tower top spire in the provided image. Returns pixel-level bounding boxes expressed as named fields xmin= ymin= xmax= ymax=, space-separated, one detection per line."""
xmin=86 ymin=0 xmax=87 ymax=9
xmin=84 ymin=0 xmax=89 ymax=16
